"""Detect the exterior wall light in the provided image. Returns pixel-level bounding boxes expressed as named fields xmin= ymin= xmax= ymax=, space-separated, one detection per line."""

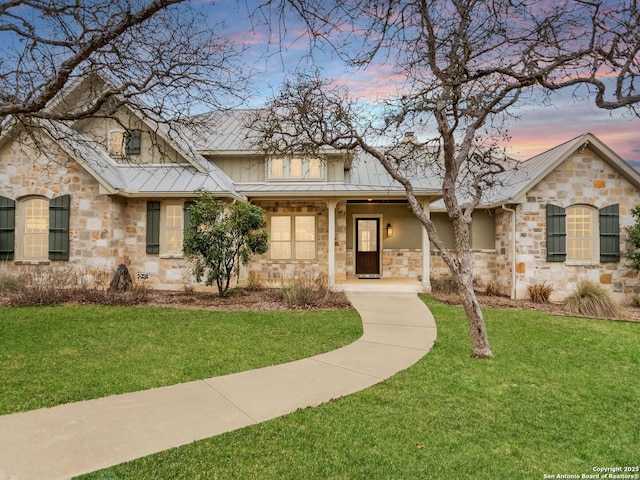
xmin=387 ymin=223 xmax=393 ymax=237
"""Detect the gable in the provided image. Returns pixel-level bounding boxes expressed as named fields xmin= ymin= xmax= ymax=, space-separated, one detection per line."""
xmin=524 ymin=146 xmax=640 ymax=208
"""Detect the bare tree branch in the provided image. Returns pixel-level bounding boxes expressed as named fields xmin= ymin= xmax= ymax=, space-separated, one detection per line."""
xmin=254 ymin=0 xmax=640 ymax=358
xmin=0 ymin=0 xmax=248 ymax=133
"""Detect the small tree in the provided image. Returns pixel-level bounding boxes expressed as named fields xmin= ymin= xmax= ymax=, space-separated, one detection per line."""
xmin=625 ymin=206 xmax=640 ymax=272
xmin=183 ymin=192 xmax=268 ymax=297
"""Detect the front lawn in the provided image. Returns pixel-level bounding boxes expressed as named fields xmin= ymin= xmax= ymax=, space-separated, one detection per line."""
xmin=0 ymin=306 xmax=362 ymax=415
xmin=80 ymin=297 xmax=640 ymax=479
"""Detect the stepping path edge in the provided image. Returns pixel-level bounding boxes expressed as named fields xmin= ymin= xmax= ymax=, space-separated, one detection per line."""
xmin=0 ymin=292 xmax=436 ymax=480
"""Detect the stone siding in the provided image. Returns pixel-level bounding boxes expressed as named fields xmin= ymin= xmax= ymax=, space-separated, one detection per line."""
xmin=247 ymin=201 xmax=329 ymax=284
xmin=345 ymin=248 xmax=422 ymax=279
xmin=513 ymin=147 xmax=640 ymax=301
xmin=0 ymin=135 xmax=197 ymax=289
xmin=0 ymin=135 xmax=123 ymax=279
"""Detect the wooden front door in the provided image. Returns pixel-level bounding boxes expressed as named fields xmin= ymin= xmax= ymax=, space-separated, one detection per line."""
xmin=355 ymin=218 xmax=380 ymax=276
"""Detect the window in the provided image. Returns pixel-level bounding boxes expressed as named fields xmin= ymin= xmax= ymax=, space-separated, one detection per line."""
xmin=146 ymin=201 xmax=192 ymax=255
xmin=546 ymin=203 xmax=619 ymax=263
xmin=270 ymin=215 xmax=316 ymax=260
xmin=268 ymin=158 xmax=324 ymax=180
xmin=0 ymin=195 xmax=70 ymax=261
xmin=165 ymin=205 xmax=184 ymax=255
xmin=270 ymin=158 xmax=284 ymax=178
xmin=23 ymin=198 xmax=49 ymax=259
xmin=109 ymin=131 xmax=125 ymax=156
xmin=109 ymin=130 xmax=141 ymax=156
xmin=566 ymin=206 xmax=595 ymax=262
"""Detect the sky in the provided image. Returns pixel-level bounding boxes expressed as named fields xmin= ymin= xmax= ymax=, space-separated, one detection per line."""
xmin=206 ymin=0 xmax=640 ymax=167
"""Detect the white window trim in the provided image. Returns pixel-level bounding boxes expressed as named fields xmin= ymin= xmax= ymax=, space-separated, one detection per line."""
xmin=267 ymin=157 xmax=326 ymax=181
xmin=565 ymin=205 xmax=598 ymax=265
xmin=269 ymin=214 xmax=317 ymax=260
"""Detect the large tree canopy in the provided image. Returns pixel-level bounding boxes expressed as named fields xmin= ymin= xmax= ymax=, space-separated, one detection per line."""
xmin=0 ymin=0 xmax=245 ymax=132
xmin=255 ymin=0 xmax=640 ymax=358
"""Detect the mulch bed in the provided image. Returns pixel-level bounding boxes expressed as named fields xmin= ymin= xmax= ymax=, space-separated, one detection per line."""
xmin=429 ymin=291 xmax=640 ymax=323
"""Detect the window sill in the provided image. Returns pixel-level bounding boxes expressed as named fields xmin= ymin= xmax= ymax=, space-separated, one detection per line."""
xmin=160 ymin=254 xmax=184 ymax=259
xmin=565 ymin=261 xmax=599 ymax=267
xmin=14 ymin=260 xmax=50 ymax=265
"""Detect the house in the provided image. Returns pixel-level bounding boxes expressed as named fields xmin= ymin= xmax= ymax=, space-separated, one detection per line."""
xmin=476 ymin=133 xmax=640 ymax=301
xmin=1 ymin=77 xmax=639 ymax=301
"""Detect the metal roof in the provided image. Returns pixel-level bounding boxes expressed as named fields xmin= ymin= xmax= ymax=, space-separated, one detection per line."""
xmin=186 ymin=110 xmax=263 ymax=152
xmin=430 ymin=133 xmax=640 ymax=210
xmin=47 ymin=120 xmax=242 ymax=199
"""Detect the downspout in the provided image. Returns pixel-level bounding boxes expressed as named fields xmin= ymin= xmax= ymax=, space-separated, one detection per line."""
xmin=501 ymin=204 xmax=517 ymax=300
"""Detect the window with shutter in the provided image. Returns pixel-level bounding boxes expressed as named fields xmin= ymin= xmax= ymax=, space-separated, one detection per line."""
xmin=546 ymin=204 xmax=566 ymax=262
xmin=146 ymin=201 xmax=160 ymax=254
xmin=0 ymin=196 xmax=15 ymax=260
xmin=49 ymin=195 xmax=70 ymax=261
xmin=566 ymin=206 xmax=596 ymax=262
xmin=125 ymin=130 xmax=141 ymax=155
xmin=599 ymin=204 xmax=620 ymax=262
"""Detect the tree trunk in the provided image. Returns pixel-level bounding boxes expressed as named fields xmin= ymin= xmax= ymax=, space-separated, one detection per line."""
xmin=454 ymin=262 xmax=494 ymax=359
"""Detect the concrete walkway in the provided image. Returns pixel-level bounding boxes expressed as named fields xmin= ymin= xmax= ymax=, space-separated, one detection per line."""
xmin=0 ymin=293 xmax=437 ymax=480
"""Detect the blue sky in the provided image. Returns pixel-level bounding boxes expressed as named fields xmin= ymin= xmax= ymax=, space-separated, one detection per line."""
xmin=205 ymin=0 xmax=640 ymax=166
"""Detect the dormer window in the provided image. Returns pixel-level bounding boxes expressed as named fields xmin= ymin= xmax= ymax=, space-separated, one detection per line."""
xmin=267 ymin=157 xmax=324 ymax=181
xmin=109 ymin=130 xmax=141 ymax=156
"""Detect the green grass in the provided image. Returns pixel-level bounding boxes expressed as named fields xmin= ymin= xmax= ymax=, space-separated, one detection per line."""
xmin=79 ymin=297 xmax=640 ymax=479
xmin=0 ymin=306 xmax=362 ymax=415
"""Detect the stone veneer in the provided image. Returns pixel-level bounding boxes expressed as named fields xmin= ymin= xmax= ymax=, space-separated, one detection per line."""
xmin=346 ymin=249 xmax=423 ymax=279
xmin=508 ymin=147 xmax=640 ymax=301
xmin=247 ymin=200 xmax=333 ymax=284
xmin=0 ymin=135 xmax=195 ymax=289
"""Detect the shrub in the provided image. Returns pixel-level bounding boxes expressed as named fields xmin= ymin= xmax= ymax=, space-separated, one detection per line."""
xmin=73 ymin=285 xmax=149 ymax=306
xmin=484 ymin=279 xmax=504 ymax=297
xmin=430 ymin=276 xmax=458 ymax=294
xmin=0 ymin=271 xmax=20 ymax=294
xmin=6 ymin=265 xmax=149 ymax=307
xmin=564 ymin=280 xmax=622 ymax=319
xmin=279 ymin=271 xmax=349 ymax=308
xmin=9 ymin=266 xmax=80 ymax=306
xmin=630 ymin=294 xmax=640 ymax=308
xmin=528 ymin=282 xmax=553 ymax=303
xmin=245 ymin=271 xmax=264 ymax=292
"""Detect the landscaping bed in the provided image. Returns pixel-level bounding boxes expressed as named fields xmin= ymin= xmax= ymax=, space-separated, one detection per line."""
xmin=430 ymin=290 xmax=640 ymax=322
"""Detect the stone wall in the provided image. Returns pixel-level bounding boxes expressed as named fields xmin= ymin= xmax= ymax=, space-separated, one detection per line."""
xmin=513 ymin=147 xmax=640 ymax=301
xmin=0 ymin=134 xmax=123 ymax=280
xmin=0 ymin=134 xmax=197 ymax=290
xmin=345 ymin=248 xmax=422 ymax=279
xmin=247 ymin=200 xmax=329 ymax=285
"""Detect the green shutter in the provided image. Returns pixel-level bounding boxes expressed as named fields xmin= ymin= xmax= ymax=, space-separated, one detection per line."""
xmin=125 ymin=130 xmax=141 ymax=155
xmin=546 ymin=204 xmax=566 ymax=262
xmin=49 ymin=195 xmax=70 ymax=261
xmin=0 ymin=196 xmax=15 ymax=260
xmin=146 ymin=201 xmax=160 ymax=254
xmin=183 ymin=201 xmax=195 ymax=230
xmin=599 ymin=204 xmax=620 ymax=262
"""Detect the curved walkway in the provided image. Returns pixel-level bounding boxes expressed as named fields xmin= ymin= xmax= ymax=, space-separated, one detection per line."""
xmin=0 ymin=292 xmax=436 ymax=480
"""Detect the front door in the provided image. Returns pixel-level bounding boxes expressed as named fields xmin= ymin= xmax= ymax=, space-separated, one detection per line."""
xmin=355 ymin=218 xmax=380 ymax=276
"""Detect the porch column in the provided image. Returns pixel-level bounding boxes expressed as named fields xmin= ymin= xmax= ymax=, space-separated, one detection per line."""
xmin=421 ymin=199 xmax=431 ymax=291
xmin=327 ymin=199 xmax=337 ymax=286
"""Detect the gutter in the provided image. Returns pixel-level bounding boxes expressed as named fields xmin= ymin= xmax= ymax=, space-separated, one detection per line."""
xmin=501 ymin=204 xmax=517 ymax=300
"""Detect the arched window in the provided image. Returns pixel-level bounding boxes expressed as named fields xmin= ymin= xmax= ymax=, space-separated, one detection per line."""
xmin=22 ymin=198 xmax=49 ymax=259
xmin=547 ymin=203 xmax=619 ymax=264
xmin=566 ymin=205 xmax=597 ymax=262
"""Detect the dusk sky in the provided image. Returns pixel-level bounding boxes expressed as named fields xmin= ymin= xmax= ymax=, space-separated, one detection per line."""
xmin=206 ymin=0 xmax=639 ymax=167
